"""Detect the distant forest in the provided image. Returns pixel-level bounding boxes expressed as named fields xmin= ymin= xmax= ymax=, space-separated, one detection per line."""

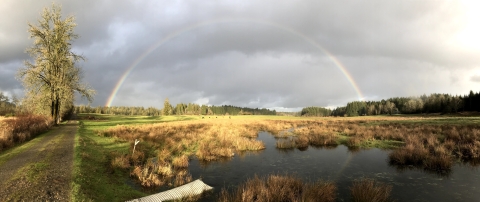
xmin=0 ymin=92 xmax=17 ymax=116
xmin=302 ymin=90 xmax=480 ymax=117
xmin=74 ymin=102 xmax=276 ymax=116
xmin=2 ymin=90 xmax=479 ymax=117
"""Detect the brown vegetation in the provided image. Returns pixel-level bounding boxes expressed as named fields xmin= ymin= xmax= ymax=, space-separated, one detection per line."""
xmin=100 ymin=116 xmax=480 ymax=187
xmin=0 ymin=114 xmax=52 ymax=152
xmin=102 ymin=119 xmax=274 ymax=187
xmin=218 ymin=175 xmax=337 ymax=202
xmin=172 ymin=155 xmax=189 ymax=168
xmin=276 ymin=138 xmax=296 ymax=149
xmin=350 ymin=178 xmax=393 ymax=202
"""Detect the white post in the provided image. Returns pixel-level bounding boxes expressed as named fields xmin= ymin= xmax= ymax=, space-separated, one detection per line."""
xmin=133 ymin=139 xmax=140 ymax=155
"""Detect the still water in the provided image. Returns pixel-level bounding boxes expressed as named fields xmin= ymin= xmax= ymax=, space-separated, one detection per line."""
xmin=188 ymin=132 xmax=480 ymax=201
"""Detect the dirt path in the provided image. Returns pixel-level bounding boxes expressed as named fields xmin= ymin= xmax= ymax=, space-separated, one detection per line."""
xmin=0 ymin=120 xmax=77 ymax=201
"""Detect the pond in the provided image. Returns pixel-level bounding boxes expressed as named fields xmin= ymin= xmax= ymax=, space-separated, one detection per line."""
xmin=188 ymin=132 xmax=480 ymax=202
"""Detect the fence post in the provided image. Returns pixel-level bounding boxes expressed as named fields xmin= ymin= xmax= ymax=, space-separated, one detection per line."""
xmin=133 ymin=139 xmax=140 ymax=155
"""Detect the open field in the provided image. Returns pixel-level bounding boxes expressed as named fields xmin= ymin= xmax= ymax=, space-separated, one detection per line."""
xmin=74 ymin=113 xmax=480 ymax=201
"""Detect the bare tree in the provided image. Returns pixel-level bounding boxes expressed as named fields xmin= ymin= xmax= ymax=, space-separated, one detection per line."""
xmin=17 ymin=4 xmax=95 ymax=124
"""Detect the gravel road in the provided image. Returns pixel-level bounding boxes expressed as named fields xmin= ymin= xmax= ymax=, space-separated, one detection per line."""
xmin=0 ymin=120 xmax=77 ymax=201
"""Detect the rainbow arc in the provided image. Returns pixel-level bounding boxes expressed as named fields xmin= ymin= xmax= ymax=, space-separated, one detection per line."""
xmin=106 ymin=18 xmax=364 ymax=107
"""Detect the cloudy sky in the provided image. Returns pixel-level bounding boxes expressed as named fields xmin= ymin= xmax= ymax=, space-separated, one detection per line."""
xmin=1 ymin=0 xmax=479 ymax=111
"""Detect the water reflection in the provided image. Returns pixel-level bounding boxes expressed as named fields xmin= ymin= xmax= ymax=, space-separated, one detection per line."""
xmin=188 ymin=132 xmax=480 ymax=202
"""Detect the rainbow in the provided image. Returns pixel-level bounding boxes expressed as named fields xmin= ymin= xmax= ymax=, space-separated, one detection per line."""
xmin=335 ymin=151 xmax=354 ymax=180
xmin=105 ymin=18 xmax=364 ymax=107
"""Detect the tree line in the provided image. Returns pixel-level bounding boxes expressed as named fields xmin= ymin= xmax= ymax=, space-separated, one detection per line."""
xmin=74 ymin=105 xmax=162 ymax=116
xmin=160 ymin=98 xmax=275 ymax=115
xmin=304 ymin=90 xmax=480 ymax=117
xmin=337 ymin=90 xmax=480 ymax=116
xmin=300 ymin=106 xmax=332 ymax=117
xmin=0 ymin=92 xmax=17 ymax=116
xmin=75 ymin=99 xmax=276 ymax=116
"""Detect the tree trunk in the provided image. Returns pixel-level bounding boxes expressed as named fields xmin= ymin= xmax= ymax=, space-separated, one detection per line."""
xmin=53 ymin=98 xmax=60 ymax=125
xmin=51 ymin=101 xmax=55 ymax=118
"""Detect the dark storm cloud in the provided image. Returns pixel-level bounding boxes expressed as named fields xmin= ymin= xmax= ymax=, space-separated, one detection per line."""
xmin=1 ymin=0 xmax=479 ymax=111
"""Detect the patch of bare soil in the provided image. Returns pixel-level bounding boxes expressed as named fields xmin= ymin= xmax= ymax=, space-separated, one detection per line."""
xmin=0 ymin=120 xmax=77 ymax=201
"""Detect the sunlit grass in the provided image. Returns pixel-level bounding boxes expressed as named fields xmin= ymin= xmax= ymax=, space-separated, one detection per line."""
xmin=72 ymin=114 xmax=193 ymax=201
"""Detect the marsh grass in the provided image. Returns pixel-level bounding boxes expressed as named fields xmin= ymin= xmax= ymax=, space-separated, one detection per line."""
xmin=350 ymin=178 xmax=393 ymax=202
xmin=294 ymin=135 xmax=309 ymax=149
xmin=172 ymin=155 xmax=189 ymax=168
xmin=85 ymin=113 xmax=480 ymax=199
xmin=218 ymin=174 xmax=337 ymax=202
xmin=276 ymin=138 xmax=296 ymax=149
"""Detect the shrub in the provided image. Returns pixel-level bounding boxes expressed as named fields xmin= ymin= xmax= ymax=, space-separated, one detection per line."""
xmin=350 ymin=178 xmax=392 ymax=202
xmin=0 ymin=114 xmax=52 ymax=152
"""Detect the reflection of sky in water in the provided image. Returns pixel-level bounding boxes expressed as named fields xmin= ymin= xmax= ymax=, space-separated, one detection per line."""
xmin=188 ymin=132 xmax=480 ymax=202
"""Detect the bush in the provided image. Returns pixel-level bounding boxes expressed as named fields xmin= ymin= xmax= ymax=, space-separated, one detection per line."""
xmin=350 ymin=178 xmax=392 ymax=202
xmin=0 ymin=114 xmax=52 ymax=152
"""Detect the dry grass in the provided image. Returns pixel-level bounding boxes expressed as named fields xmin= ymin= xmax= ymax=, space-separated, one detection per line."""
xmin=0 ymin=114 xmax=52 ymax=152
xmin=0 ymin=116 xmax=12 ymax=122
xmin=294 ymin=135 xmax=309 ymax=149
xmin=172 ymin=155 xmax=189 ymax=168
xmin=218 ymin=174 xmax=337 ymax=202
xmin=276 ymin=138 xmax=296 ymax=149
xmin=350 ymin=178 xmax=393 ymax=202
xmin=111 ymin=154 xmax=130 ymax=169
xmin=294 ymin=126 xmax=339 ymax=147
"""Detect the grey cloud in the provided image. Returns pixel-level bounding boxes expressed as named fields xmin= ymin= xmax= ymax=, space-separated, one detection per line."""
xmin=471 ymin=75 xmax=480 ymax=83
xmin=1 ymin=0 xmax=479 ymax=111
